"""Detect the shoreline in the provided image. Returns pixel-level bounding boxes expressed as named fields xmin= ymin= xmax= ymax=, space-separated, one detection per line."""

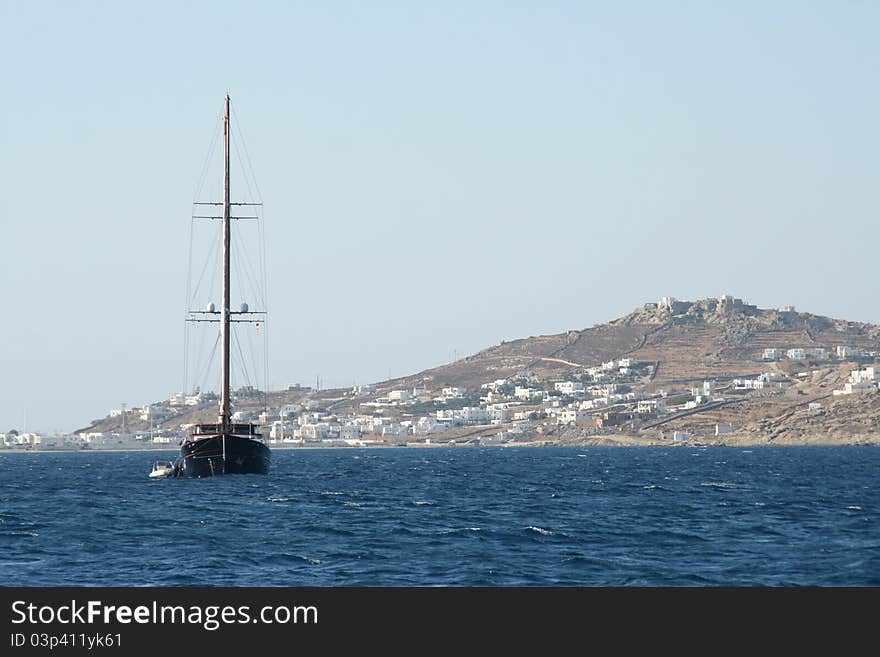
xmin=3 ymin=437 xmax=878 ymax=454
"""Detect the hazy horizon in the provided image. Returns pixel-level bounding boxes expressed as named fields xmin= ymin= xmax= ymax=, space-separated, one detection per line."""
xmin=3 ymin=2 xmax=878 ymax=433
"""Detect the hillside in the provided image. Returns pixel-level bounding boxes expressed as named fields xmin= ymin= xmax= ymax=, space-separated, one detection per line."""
xmin=374 ymin=295 xmax=878 ymax=392
xmin=79 ymin=295 xmax=880 ymax=446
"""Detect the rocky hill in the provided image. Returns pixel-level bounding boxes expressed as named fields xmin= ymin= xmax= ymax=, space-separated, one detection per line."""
xmin=81 ymin=295 xmax=880 ymax=446
xmin=378 ymin=295 xmax=878 ymax=391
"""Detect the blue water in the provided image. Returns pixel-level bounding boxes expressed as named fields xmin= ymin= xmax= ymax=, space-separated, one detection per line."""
xmin=0 ymin=446 xmax=877 ymax=586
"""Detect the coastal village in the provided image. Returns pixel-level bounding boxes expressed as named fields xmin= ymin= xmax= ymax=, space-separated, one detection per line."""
xmin=5 ymin=296 xmax=880 ymax=451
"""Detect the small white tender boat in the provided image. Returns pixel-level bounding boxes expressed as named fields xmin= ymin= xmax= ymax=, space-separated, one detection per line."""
xmin=148 ymin=460 xmax=177 ymax=478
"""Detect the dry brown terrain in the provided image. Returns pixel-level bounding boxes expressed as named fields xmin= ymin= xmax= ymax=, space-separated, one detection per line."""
xmin=82 ymin=297 xmax=880 ymax=445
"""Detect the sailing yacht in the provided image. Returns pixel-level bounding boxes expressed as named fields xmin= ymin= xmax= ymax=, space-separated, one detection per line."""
xmin=173 ymin=95 xmax=271 ymax=477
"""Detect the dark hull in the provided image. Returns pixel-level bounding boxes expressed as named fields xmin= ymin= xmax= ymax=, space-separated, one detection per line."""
xmin=179 ymin=433 xmax=271 ymax=477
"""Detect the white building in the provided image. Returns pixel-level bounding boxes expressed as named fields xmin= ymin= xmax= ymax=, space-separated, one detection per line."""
xmin=481 ymin=379 xmax=510 ymax=393
xmin=269 ymin=421 xmax=297 ymax=440
xmin=514 ymin=386 xmax=542 ymax=400
xmin=2 ymin=432 xmax=42 ymax=447
xmin=184 ymin=393 xmax=205 ymax=406
xmin=836 ymin=346 xmax=860 ymax=359
xmin=297 ymin=412 xmax=323 ymax=426
xmin=379 ymin=424 xmax=408 ymax=437
xmin=437 ymin=406 xmax=489 ymax=424
xmin=168 ymin=392 xmax=187 ymax=407
xmin=387 ymin=390 xmax=413 ymax=402
xmin=298 ymin=423 xmax=331 ymax=440
xmin=851 ymin=367 xmax=879 ymax=383
xmin=554 ymin=381 xmax=585 ymax=396
xmin=715 ymin=423 xmax=733 ymax=435
xmin=763 ymin=348 xmax=782 ymax=360
xmin=637 ymin=399 xmax=666 ymax=414
xmin=557 ymin=409 xmax=590 ymax=425
xmin=811 ymin=347 xmax=828 ymax=360
xmin=833 ymin=366 xmax=880 ymax=395
xmin=659 ymin=296 xmax=677 ymax=311
xmin=843 ymin=382 xmax=876 ymax=395
xmin=786 ymin=348 xmax=807 ymax=360
xmin=436 ymin=407 xmax=490 ymax=425
xmin=339 ymin=426 xmax=362 ymax=441
xmin=413 ymin=417 xmax=448 ymax=436
xmin=442 ymin=387 xmax=466 ymax=398
xmin=590 ymin=384 xmax=618 ymax=398
xmin=486 ymin=406 xmax=509 ymax=423
xmin=139 ymin=405 xmax=175 ymax=422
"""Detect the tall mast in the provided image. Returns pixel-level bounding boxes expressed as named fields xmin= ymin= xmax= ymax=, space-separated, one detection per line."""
xmin=220 ymin=94 xmax=232 ymax=432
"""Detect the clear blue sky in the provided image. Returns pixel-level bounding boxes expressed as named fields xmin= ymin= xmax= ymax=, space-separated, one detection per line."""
xmin=2 ymin=1 xmax=878 ymax=433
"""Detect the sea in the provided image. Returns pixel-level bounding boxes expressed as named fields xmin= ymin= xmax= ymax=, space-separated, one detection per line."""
xmin=1 ymin=446 xmax=877 ymax=586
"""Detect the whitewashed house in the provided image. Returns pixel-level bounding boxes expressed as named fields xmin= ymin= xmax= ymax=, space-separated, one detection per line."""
xmin=442 ymin=387 xmax=466 ymax=398
xmin=270 ymin=421 xmax=297 ymax=441
xmin=557 ymin=409 xmax=590 ymax=425
xmin=514 ymin=386 xmax=542 ymax=400
xmin=140 ymin=405 xmax=174 ymax=422
xmin=554 ymin=381 xmax=585 ymax=396
xmin=413 ymin=417 xmax=448 ymax=436
xmin=487 ymin=406 xmax=509 ymax=423
xmin=168 ymin=393 xmax=187 ymax=407
xmin=299 ymin=423 xmax=331 ymax=440
xmin=456 ymin=407 xmax=487 ymax=423
xmin=339 ymin=426 xmax=362 ymax=441
xmin=637 ymin=399 xmax=666 ymax=414
xmin=844 ymin=382 xmax=876 ymax=395
xmin=436 ymin=409 xmax=457 ymax=425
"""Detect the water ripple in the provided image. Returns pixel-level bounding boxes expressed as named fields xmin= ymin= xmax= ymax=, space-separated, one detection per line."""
xmin=0 ymin=446 xmax=877 ymax=585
